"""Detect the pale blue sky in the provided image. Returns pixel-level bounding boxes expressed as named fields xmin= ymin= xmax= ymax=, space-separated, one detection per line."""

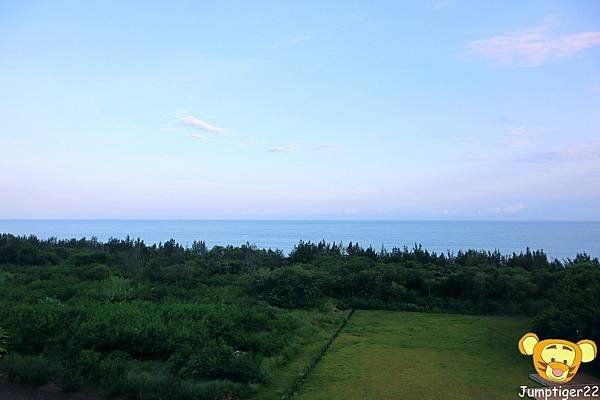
xmin=1 ymin=1 xmax=599 ymax=220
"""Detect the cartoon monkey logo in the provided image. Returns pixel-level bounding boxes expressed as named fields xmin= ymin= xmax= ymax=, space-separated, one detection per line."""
xmin=518 ymin=332 xmax=597 ymax=383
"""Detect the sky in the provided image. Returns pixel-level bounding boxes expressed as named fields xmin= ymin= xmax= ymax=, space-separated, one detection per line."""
xmin=1 ymin=0 xmax=599 ymax=220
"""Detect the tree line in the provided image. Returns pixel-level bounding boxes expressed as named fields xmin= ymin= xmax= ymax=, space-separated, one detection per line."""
xmin=0 ymin=233 xmax=598 ymax=398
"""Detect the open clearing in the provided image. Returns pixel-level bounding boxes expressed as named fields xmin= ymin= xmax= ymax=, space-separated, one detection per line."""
xmin=294 ymin=310 xmax=534 ymax=400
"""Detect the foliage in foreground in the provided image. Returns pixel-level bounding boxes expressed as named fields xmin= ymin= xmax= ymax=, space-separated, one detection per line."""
xmin=0 ymin=233 xmax=599 ymax=398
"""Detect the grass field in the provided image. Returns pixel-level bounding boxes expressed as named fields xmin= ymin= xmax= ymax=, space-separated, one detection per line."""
xmin=294 ymin=310 xmax=534 ymax=400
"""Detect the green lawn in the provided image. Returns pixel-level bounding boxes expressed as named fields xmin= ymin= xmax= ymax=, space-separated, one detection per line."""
xmin=294 ymin=310 xmax=534 ymax=400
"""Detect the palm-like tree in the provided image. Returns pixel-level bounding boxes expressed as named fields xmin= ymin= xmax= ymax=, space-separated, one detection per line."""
xmin=0 ymin=327 xmax=8 ymax=357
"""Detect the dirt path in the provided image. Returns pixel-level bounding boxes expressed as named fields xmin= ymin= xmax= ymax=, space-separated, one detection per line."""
xmin=0 ymin=379 xmax=100 ymax=400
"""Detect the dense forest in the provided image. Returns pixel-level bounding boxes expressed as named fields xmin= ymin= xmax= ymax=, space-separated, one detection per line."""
xmin=0 ymin=233 xmax=599 ymax=399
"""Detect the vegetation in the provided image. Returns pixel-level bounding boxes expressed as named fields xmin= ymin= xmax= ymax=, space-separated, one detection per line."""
xmin=0 ymin=326 xmax=8 ymax=357
xmin=295 ymin=310 xmax=533 ymax=400
xmin=0 ymin=233 xmax=598 ymax=398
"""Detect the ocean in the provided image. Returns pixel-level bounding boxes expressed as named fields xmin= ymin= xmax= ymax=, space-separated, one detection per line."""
xmin=0 ymin=220 xmax=599 ymax=260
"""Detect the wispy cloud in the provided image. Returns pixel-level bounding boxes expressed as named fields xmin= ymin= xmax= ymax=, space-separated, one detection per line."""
xmin=235 ymin=136 xmax=261 ymax=147
xmin=178 ymin=115 xmax=230 ymax=133
xmin=517 ymin=142 xmax=600 ymax=163
xmin=457 ymin=138 xmax=479 ymax=145
xmin=189 ymin=133 xmax=209 ymax=140
xmin=467 ymin=26 xmax=600 ymax=67
xmin=267 ymin=143 xmax=297 ymax=153
xmin=314 ymin=144 xmax=337 ymax=152
xmin=433 ymin=0 xmax=454 ymax=10
xmin=291 ymin=35 xmax=311 ymax=44
xmin=165 ymin=109 xmax=246 ymax=145
xmin=505 ymin=126 xmax=538 ymax=137
xmin=496 ymin=138 xmax=531 ymax=148
xmin=273 ymin=35 xmax=312 ymax=49
xmin=492 ymin=203 xmax=526 ymax=214
xmin=495 ymin=126 xmax=542 ymax=148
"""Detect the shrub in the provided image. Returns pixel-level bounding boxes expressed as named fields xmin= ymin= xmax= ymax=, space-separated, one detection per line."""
xmin=184 ymin=341 xmax=270 ymax=384
xmin=0 ymin=354 xmax=60 ymax=386
xmin=249 ymin=266 xmax=328 ymax=308
xmin=3 ymin=304 xmax=65 ymax=354
xmin=0 ymin=326 xmax=8 ymax=357
xmin=98 ymin=350 xmax=132 ymax=382
xmin=110 ymin=368 xmax=177 ymax=400
xmin=100 ymin=276 xmax=133 ymax=304
xmin=176 ymin=379 xmax=253 ymax=400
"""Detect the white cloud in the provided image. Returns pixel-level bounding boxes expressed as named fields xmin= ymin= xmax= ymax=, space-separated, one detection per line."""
xmin=433 ymin=0 xmax=454 ymax=10
xmin=235 ymin=136 xmax=261 ymax=147
xmin=267 ymin=143 xmax=297 ymax=153
xmin=492 ymin=204 xmax=526 ymax=214
xmin=457 ymin=138 xmax=479 ymax=145
xmin=291 ymin=35 xmax=311 ymax=44
xmin=467 ymin=26 xmax=600 ymax=67
xmin=505 ymin=126 xmax=538 ymax=137
xmin=518 ymin=142 xmax=600 ymax=163
xmin=314 ymin=144 xmax=337 ymax=151
xmin=496 ymin=138 xmax=531 ymax=148
xmin=495 ymin=126 xmax=543 ymax=147
xmin=274 ymin=35 xmax=311 ymax=48
xmin=165 ymin=109 xmax=277 ymax=150
xmin=178 ymin=115 xmax=230 ymax=133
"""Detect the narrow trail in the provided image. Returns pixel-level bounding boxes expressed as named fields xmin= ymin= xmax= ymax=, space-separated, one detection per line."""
xmin=0 ymin=378 xmax=99 ymax=400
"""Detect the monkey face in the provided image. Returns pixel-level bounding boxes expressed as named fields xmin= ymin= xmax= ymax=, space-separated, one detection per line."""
xmin=518 ymin=333 xmax=597 ymax=383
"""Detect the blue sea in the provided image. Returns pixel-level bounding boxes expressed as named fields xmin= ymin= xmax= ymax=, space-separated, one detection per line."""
xmin=1 ymin=220 xmax=599 ymax=260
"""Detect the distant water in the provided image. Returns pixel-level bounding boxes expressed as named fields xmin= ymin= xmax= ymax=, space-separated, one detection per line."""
xmin=1 ymin=220 xmax=599 ymax=260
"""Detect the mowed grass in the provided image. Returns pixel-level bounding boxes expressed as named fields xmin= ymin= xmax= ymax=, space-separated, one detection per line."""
xmin=294 ymin=310 xmax=534 ymax=400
